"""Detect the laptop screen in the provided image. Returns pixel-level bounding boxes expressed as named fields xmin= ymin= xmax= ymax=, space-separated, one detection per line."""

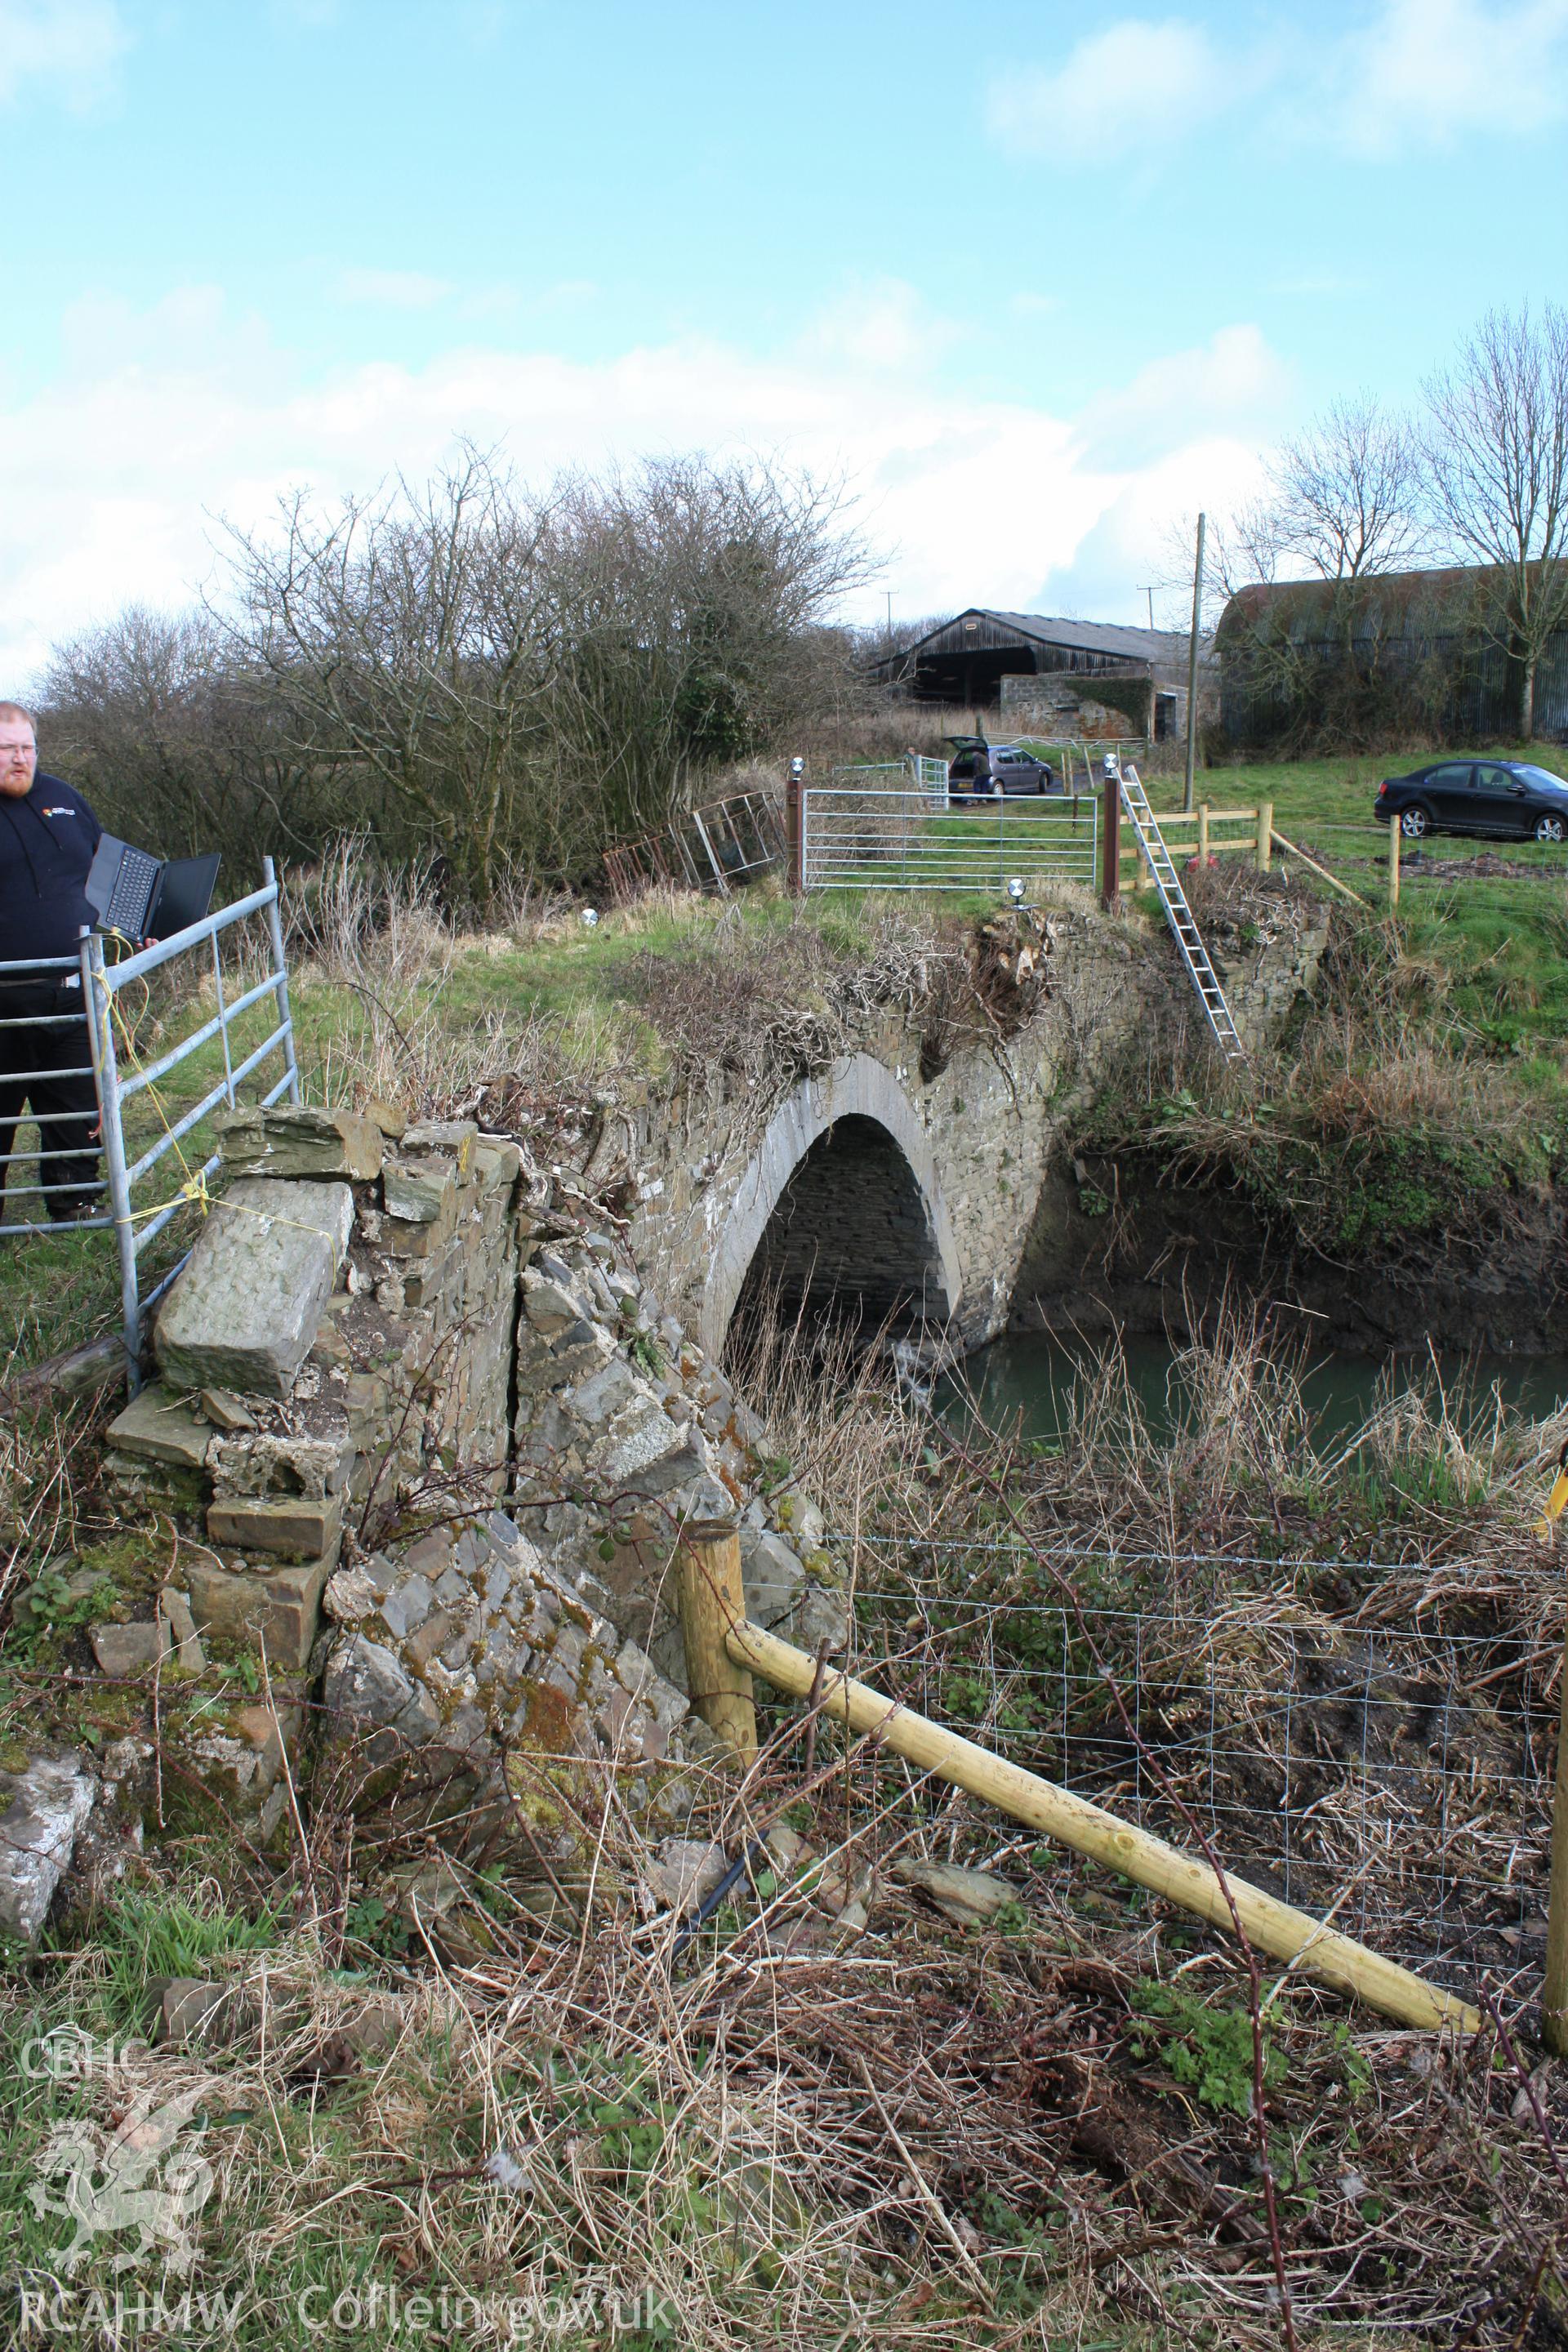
xmin=147 ymin=854 xmax=221 ymax=941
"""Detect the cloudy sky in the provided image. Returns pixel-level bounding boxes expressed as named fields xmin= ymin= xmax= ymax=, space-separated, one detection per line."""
xmin=4 ymin=0 xmax=1568 ymax=680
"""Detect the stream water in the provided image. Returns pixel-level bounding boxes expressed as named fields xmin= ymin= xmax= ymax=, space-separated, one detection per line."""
xmin=937 ymin=1330 xmax=1568 ymax=1449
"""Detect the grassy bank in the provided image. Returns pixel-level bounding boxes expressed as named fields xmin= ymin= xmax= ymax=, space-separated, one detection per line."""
xmin=4 ymin=777 xmax=1568 ymax=2344
xmin=3 ymin=1308 xmax=1564 ymax=2347
xmin=1071 ymin=856 xmax=1568 ymax=1290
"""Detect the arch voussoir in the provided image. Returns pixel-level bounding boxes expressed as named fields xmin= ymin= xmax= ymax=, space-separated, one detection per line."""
xmin=700 ymin=1054 xmax=962 ymax=1358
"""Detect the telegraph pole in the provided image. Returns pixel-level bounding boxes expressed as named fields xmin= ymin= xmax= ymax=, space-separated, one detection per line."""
xmin=1183 ymin=513 xmax=1205 ymax=816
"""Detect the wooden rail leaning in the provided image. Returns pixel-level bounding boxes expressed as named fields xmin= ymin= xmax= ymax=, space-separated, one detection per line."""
xmin=1269 ymin=826 xmax=1370 ymax=908
xmin=1118 ymin=804 xmax=1400 ymax=908
xmin=720 ymin=1615 xmax=1481 ymax=2036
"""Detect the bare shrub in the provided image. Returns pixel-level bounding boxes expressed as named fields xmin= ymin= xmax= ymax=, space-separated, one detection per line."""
xmin=36 ymin=606 xmax=334 ymax=882
xmin=213 ymin=448 xmax=873 ymax=909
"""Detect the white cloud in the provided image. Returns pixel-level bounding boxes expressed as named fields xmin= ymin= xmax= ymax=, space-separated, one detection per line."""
xmin=1040 ymin=439 xmax=1271 ymax=629
xmin=0 ymin=292 xmax=1290 ymax=682
xmin=1334 ymin=0 xmax=1568 ymax=154
xmin=335 ymin=269 xmax=454 ymax=309
xmin=1080 ymin=324 xmax=1294 ymax=468
xmin=800 ymin=278 xmax=953 ymax=373
xmin=988 ymin=1 xmax=1568 ymax=165
xmin=989 ymin=18 xmax=1230 ymax=158
xmin=0 ymin=0 xmax=130 ymax=109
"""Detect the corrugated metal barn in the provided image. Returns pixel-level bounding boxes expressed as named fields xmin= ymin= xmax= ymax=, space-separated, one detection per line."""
xmin=1218 ymin=566 xmax=1568 ymax=746
xmin=873 ymin=608 xmax=1196 ymax=737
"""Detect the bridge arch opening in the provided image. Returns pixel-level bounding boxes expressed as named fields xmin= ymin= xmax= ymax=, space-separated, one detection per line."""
xmin=698 ymin=1054 xmax=964 ymax=1362
xmin=725 ymin=1111 xmax=951 ymax=1354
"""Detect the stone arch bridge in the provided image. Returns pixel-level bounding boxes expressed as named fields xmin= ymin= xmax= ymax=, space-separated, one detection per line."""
xmin=612 ymin=906 xmax=1323 ymax=1365
xmin=620 ymin=964 xmax=1114 ymax=1365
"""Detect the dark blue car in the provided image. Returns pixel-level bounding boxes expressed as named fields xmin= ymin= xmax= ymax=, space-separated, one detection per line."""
xmin=1374 ymin=758 xmax=1568 ymax=844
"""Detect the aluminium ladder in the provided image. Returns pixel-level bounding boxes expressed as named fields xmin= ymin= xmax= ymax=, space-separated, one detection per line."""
xmin=1116 ymin=764 xmax=1247 ymax=1063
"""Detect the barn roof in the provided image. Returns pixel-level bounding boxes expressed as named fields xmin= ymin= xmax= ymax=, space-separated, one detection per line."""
xmin=1216 ymin=565 xmax=1500 ymax=646
xmin=897 ymin=608 xmax=1191 ymax=666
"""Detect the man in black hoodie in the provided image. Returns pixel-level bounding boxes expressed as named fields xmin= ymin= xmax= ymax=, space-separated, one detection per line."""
xmin=0 ymin=703 xmax=103 ymax=1220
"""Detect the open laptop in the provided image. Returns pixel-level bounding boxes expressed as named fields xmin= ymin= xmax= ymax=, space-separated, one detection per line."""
xmin=85 ymin=836 xmax=221 ymax=942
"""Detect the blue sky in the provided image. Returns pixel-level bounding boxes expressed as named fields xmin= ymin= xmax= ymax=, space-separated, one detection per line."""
xmin=5 ymin=0 xmax=1568 ymax=678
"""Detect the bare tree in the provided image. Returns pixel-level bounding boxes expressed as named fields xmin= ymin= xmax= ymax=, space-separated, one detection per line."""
xmin=1272 ymin=398 xmax=1424 ymax=583
xmin=38 ymin=607 xmax=331 ymax=875
xmin=534 ymin=455 xmax=874 ymax=856
xmin=216 ymin=446 xmax=872 ymax=906
xmin=1174 ymin=399 xmax=1427 ymax=751
xmin=1423 ymin=303 xmax=1568 ymax=738
xmin=218 ymin=448 xmax=559 ymax=906
xmin=1205 ymin=501 xmax=1284 ymax=604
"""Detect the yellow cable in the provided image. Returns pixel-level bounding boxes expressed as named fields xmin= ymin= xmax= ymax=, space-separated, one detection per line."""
xmin=89 ymin=948 xmax=205 ymax=1227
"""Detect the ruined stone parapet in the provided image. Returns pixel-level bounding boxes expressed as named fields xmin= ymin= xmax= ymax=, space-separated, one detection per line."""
xmin=106 ymin=1109 xmax=522 ymax=1676
xmin=318 ymin=1510 xmax=693 ymax=1779
xmin=95 ymin=1102 xmax=843 ymax=1827
xmin=504 ymin=1230 xmax=849 ymax=1691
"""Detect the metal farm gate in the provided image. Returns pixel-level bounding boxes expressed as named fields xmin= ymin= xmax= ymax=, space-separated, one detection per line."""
xmin=802 ymin=770 xmax=1099 ymax=898
xmin=0 ymin=861 xmax=300 ymax=1376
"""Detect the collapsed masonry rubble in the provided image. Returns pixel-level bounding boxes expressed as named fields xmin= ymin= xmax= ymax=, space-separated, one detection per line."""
xmin=0 ymin=1103 xmax=848 ymax=1936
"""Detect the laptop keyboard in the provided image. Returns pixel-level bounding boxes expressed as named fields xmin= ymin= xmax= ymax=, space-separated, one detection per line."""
xmin=104 ymin=846 xmax=159 ymax=937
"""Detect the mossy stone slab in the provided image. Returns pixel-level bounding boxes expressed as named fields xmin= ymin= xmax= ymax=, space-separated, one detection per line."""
xmin=105 ymin=1383 xmax=213 ymax=1470
xmin=216 ymin=1104 xmax=383 ymax=1181
xmin=154 ymin=1179 xmax=353 ymax=1398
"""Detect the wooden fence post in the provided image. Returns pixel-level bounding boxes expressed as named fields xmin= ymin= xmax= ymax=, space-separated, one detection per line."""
xmin=676 ymin=1521 xmax=757 ymax=1764
xmin=1544 ymin=1587 xmax=1568 ymax=2054
xmin=786 ymin=756 xmax=804 ymax=896
xmin=1388 ymin=813 xmax=1401 ymax=912
xmin=1255 ymin=800 xmax=1273 ymax=875
xmin=1197 ymin=802 xmax=1209 ymax=866
xmin=1100 ymin=759 xmax=1121 ymax=910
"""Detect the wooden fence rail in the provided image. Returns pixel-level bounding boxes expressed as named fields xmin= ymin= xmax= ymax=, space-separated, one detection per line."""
xmin=1115 ymin=808 xmax=1423 ymax=911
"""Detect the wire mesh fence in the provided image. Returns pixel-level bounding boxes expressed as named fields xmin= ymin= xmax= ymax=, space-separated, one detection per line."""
xmin=838 ymin=1539 xmax=1554 ymax=2004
